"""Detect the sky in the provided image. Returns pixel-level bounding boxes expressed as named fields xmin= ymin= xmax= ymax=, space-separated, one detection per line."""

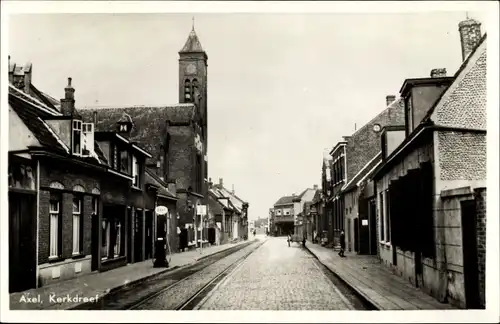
xmin=7 ymin=10 xmax=491 ymax=221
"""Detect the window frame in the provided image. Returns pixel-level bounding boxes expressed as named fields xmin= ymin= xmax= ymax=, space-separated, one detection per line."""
xmin=49 ymin=197 xmax=62 ymax=259
xmin=81 ymin=122 xmax=94 ymax=157
xmin=379 ymin=191 xmax=385 ymax=242
xmin=72 ymin=120 xmax=83 ymax=156
xmin=132 ymin=154 xmax=140 ymax=188
xmin=72 ymin=196 xmax=83 ymax=255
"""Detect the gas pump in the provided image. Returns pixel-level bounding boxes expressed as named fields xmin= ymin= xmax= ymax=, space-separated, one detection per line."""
xmin=153 ymin=205 xmax=169 ymax=268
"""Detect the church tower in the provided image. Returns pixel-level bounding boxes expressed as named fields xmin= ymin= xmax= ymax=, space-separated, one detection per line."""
xmin=178 ymin=20 xmax=209 ymax=209
xmin=179 ymin=20 xmax=208 ymax=144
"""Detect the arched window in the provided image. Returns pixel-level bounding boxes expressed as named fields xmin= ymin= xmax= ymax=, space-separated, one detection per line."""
xmin=184 ymin=79 xmax=192 ymax=102
xmin=192 ymin=78 xmax=199 ymax=100
xmin=49 ymin=181 xmax=65 ymax=190
xmin=91 ymin=188 xmax=101 ymax=195
xmin=73 ymin=185 xmax=85 ymax=193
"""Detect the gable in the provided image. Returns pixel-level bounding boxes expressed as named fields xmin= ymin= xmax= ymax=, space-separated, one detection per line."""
xmin=9 ymin=105 xmax=41 ymax=151
xmin=430 ymin=36 xmax=486 ymax=130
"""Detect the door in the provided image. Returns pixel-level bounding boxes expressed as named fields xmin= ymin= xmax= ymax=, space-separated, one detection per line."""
xmin=91 ymin=209 xmax=99 ymax=271
xmin=358 ymin=196 xmax=370 ymax=254
xmin=145 ymin=211 xmax=153 ymax=260
xmin=369 ymin=199 xmax=377 ymax=255
xmin=461 ymin=199 xmax=481 ymax=309
xmin=353 ymin=218 xmax=359 ymax=253
xmin=134 ymin=210 xmax=143 ymax=262
xmin=9 ymin=192 xmax=36 ymax=293
xmin=127 ymin=208 xmax=133 ymax=263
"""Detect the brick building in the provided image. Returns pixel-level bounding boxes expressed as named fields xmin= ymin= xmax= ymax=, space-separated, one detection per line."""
xmin=324 ymin=97 xmax=404 ymax=251
xmin=80 ymin=25 xmax=209 ymax=247
xmin=372 ymin=19 xmax=486 ymax=309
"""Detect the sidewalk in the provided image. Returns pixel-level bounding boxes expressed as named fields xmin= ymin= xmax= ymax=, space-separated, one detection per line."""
xmin=306 ymin=241 xmax=456 ymax=310
xmin=10 ymin=240 xmax=253 ymax=310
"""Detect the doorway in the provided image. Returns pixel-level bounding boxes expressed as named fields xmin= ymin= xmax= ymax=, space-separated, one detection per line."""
xmin=461 ymin=199 xmax=481 ymax=309
xmin=9 ymin=191 xmax=36 ymax=293
xmin=353 ymin=218 xmax=359 ymax=253
xmin=134 ymin=210 xmax=143 ymax=262
xmin=91 ymin=207 xmax=99 ymax=271
xmin=369 ymin=199 xmax=377 ymax=255
xmin=145 ymin=211 xmax=153 ymax=260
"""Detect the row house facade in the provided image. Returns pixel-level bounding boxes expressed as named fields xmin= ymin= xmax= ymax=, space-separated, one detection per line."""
xmin=8 ymin=63 xmax=176 ymax=293
xmin=372 ymin=19 xmax=486 ymax=309
xmin=208 ymin=178 xmax=249 ymax=243
xmin=322 ymin=96 xmax=404 ymax=251
xmin=80 ymin=25 xmax=210 ymax=249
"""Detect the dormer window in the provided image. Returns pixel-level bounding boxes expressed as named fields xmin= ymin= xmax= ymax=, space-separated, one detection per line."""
xmin=82 ymin=123 xmax=94 ymax=157
xmin=72 ymin=120 xmax=82 ymax=156
xmin=132 ymin=155 xmax=140 ymax=188
xmin=72 ymin=120 xmax=95 ymax=157
xmin=119 ymin=124 xmax=128 ymax=132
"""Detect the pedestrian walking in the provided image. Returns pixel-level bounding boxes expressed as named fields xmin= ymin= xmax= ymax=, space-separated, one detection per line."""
xmin=302 ymin=232 xmax=306 ymax=247
xmin=287 ymin=233 xmax=291 ymax=247
xmin=338 ymin=230 xmax=346 ymax=257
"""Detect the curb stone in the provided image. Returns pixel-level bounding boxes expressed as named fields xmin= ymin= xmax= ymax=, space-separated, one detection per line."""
xmin=304 ymin=244 xmax=381 ymax=310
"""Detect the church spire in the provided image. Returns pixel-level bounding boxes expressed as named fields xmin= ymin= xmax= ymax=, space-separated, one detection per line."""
xmin=179 ymin=19 xmax=206 ymax=54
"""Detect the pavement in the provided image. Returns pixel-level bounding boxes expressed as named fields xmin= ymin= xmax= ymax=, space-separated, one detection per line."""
xmin=197 ymin=236 xmax=356 ymax=310
xmin=9 ymin=239 xmax=252 ymax=310
xmin=305 ymin=240 xmax=457 ymax=310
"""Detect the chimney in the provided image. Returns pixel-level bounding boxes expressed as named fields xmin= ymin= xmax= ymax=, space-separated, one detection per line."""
xmin=23 ymin=63 xmax=32 ymax=93
xmin=232 ymin=184 xmax=235 ymax=195
xmin=459 ymin=18 xmax=482 ymax=61
xmin=219 ymin=178 xmax=223 ymax=187
xmin=313 ymin=184 xmax=318 ymax=190
xmin=430 ymin=68 xmax=447 ymax=78
xmin=386 ymin=95 xmax=396 ymax=107
xmin=60 ymin=77 xmax=75 ymax=117
xmin=342 ymin=136 xmax=351 ymax=142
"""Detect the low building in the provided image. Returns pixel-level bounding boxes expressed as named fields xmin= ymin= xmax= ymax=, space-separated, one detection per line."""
xmin=372 ymin=19 xmax=486 ymax=309
xmin=272 ymin=196 xmax=295 ymax=236
xmin=7 ymin=69 xmax=156 ymax=291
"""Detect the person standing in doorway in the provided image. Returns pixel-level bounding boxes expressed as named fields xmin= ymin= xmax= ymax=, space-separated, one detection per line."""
xmin=338 ymin=230 xmax=346 ymax=257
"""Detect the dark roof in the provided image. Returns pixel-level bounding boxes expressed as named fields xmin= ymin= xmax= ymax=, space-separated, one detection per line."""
xmin=274 ymin=196 xmax=295 ymax=206
xmin=342 ymin=154 xmax=382 ymax=193
xmin=311 ymin=190 xmax=321 ymax=204
xmin=9 ymin=93 xmax=67 ymax=153
xmin=79 ymin=104 xmax=197 ymax=164
xmin=145 ymin=169 xmax=177 ymax=200
xmin=208 ymin=191 xmax=224 ymax=215
xmin=179 ymin=28 xmax=205 ymax=54
xmin=399 ymin=77 xmax=454 ymax=96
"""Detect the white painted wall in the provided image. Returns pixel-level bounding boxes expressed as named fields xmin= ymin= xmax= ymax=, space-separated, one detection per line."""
xmin=9 ymin=105 xmax=41 ymax=151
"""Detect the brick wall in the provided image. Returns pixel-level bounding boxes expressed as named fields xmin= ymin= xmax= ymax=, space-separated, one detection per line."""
xmin=38 ymin=158 xmax=102 ymax=265
xmin=346 ymin=102 xmax=404 ymax=182
xmin=475 ymin=187 xmax=486 ymax=308
xmin=438 ymin=132 xmax=486 ymax=181
xmin=168 ymin=125 xmax=195 ymax=191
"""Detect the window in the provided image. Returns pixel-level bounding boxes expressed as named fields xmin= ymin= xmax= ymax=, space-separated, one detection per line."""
xmin=102 ymin=213 xmax=125 ymax=260
xmin=132 ymin=155 xmax=140 ymax=187
xmin=82 ymin=123 xmax=94 ymax=157
xmin=92 ymin=197 xmax=99 ymax=215
xmin=184 ymin=79 xmax=192 ymax=102
xmin=379 ymin=192 xmax=385 ymax=241
xmin=192 ymin=78 xmax=199 ymax=101
xmin=72 ymin=197 xmax=82 ymax=255
xmin=113 ymin=145 xmax=118 ymax=169
xmin=119 ymin=150 xmax=129 ymax=174
xmin=72 ymin=120 xmax=82 ymax=156
xmin=385 ymin=190 xmax=391 ymax=242
xmin=49 ymin=198 xmax=61 ymax=258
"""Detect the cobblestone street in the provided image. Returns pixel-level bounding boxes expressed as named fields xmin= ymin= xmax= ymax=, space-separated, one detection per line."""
xmin=197 ymin=237 xmax=357 ymax=310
